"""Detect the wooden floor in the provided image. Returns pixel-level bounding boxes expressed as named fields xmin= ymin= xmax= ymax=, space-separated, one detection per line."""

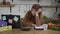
xmin=0 ymin=29 xmax=60 ymax=34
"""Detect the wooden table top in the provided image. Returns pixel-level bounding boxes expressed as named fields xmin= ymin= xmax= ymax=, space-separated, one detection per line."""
xmin=0 ymin=29 xmax=60 ymax=34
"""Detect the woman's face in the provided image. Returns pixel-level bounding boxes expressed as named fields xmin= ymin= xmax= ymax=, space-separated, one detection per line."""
xmin=31 ymin=8 xmax=42 ymax=16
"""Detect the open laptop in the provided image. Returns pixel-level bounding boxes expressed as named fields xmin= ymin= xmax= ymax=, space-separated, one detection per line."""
xmin=1 ymin=15 xmax=21 ymax=29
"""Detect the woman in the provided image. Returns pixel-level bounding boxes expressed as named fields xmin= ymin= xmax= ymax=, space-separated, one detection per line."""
xmin=22 ymin=4 xmax=42 ymax=27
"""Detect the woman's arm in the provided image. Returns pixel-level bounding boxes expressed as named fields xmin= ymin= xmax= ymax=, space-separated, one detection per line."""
xmin=21 ymin=11 xmax=33 ymax=26
xmin=35 ymin=12 xmax=42 ymax=26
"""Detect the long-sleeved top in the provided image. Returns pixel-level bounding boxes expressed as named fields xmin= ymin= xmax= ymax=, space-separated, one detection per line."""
xmin=21 ymin=11 xmax=42 ymax=27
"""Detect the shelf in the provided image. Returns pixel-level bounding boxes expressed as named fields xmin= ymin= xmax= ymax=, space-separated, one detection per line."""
xmin=0 ymin=4 xmax=14 ymax=7
xmin=0 ymin=2 xmax=14 ymax=7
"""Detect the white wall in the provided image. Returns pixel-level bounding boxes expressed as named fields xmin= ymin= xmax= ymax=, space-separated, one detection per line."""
xmin=0 ymin=7 xmax=10 ymax=19
xmin=13 ymin=0 xmax=38 ymax=4
xmin=0 ymin=0 xmax=60 ymax=19
xmin=42 ymin=8 xmax=56 ymax=18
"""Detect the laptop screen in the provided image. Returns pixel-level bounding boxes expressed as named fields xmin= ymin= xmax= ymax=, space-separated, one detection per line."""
xmin=1 ymin=15 xmax=21 ymax=29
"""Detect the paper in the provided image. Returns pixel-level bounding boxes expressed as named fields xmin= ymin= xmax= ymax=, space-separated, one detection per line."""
xmin=35 ymin=25 xmax=44 ymax=29
xmin=8 ymin=19 xmax=13 ymax=24
xmin=13 ymin=16 xmax=19 ymax=22
xmin=2 ymin=16 xmax=6 ymax=20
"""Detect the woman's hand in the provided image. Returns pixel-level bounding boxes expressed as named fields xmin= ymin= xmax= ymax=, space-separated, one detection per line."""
xmin=32 ymin=24 xmax=36 ymax=26
xmin=36 ymin=12 xmax=39 ymax=17
xmin=35 ymin=9 xmax=41 ymax=16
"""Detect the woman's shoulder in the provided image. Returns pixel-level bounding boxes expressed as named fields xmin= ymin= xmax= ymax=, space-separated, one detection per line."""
xmin=27 ymin=11 xmax=31 ymax=13
xmin=26 ymin=11 xmax=31 ymax=14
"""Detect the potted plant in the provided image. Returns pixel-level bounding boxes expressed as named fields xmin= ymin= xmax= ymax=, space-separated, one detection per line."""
xmin=3 ymin=0 xmax=6 ymax=5
xmin=42 ymin=15 xmax=48 ymax=30
xmin=42 ymin=15 xmax=47 ymax=20
xmin=58 ymin=14 xmax=60 ymax=19
xmin=42 ymin=15 xmax=47 ymax=24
